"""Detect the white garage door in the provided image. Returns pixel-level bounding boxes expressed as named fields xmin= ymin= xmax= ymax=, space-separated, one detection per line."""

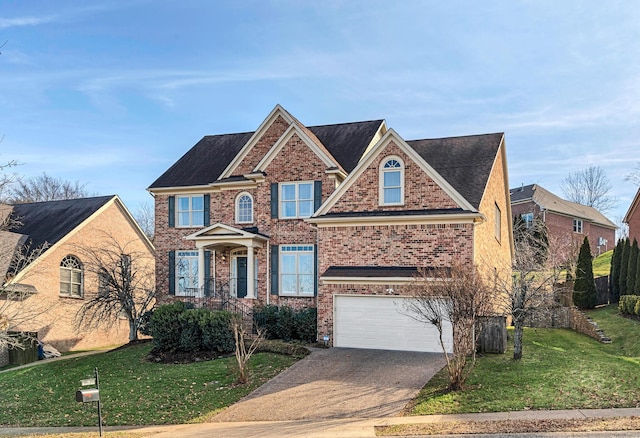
xmin=334 ymin=295 xmax=453 ymax=353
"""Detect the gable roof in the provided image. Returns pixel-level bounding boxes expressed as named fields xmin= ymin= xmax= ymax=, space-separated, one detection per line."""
xmin=406 ymin=132 xmax=504 ymax=210
xmin=148 ymin=119 xmax=385 ymax=190
xmin=623 ymin=187 xmax=640 ymax=225
xmin=10 ymin=196 xmax=116 ymax=255
xmin=510 ymin=184 xmax=617 ymax=229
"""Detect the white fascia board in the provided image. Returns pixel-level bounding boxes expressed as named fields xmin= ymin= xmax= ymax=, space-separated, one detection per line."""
xmin=321 ymin=277 xmax=416 ymax=285
xmin=147 ymin=185 xmax=213 ymax=196
xmin=307 ymin=212 xmax=482 ymax=227
xmin=219 ymin=105 xmax=294 ymax=179
xmin=253 ymin=124 xmax=341 ymax=172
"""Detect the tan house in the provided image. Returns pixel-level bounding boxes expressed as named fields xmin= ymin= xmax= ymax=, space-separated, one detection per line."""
xmin=149 ymin=104 xmax=513 ymax=353
xmin=0 ymin=195 xmax=154 ymax=353
xmin=624 ymin=188 xmax=640 ymax=243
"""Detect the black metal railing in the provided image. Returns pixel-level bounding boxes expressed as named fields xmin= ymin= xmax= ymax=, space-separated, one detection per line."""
xmin=180 ymin=278 xmax=254 ymax=326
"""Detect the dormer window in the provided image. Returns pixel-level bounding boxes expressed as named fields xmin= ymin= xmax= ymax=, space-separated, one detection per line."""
xmin=236 ymin=192 xmax=254 ymax=224
xmin=380 ymin=157 xmax=404 ymax=206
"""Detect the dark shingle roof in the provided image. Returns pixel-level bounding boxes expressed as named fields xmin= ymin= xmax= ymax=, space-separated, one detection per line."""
xmin=10 ymin=196 xmax=114 ymax=254
xmin=407 ymin=133 xmax=504 ymax=209
xmin=148 ymin=120 xmax=384 ymax=189
xmin=322 ymin=266 xmax=449 ymax=278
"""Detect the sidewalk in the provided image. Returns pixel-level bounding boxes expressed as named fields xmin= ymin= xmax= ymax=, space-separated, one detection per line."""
xmin=2 ymin=408 xmax=640 ymax=437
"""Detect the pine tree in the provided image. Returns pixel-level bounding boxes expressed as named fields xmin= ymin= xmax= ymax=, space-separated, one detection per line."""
xmin=573 ymin=236 xmax=598 ymax=309
xmin=619 ymin=238 xmax=630 ymax=297
xmin=635 ymin=247 xmax=640 ymax=295
xmin=610 ymin=239 xmax=622 ymax=302
xmin=628 ymin=239 xmax=639 ymax=295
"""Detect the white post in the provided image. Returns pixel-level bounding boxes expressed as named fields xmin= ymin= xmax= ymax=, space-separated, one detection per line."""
xmin=198 ymin=247 xmax=205 ymax=297
xmin=247 ymin=245 xmax=255 ymax=299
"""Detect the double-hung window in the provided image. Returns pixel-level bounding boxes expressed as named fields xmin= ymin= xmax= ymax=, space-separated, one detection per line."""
xmin=280 ymin=182 xmax=314 ymax=219
xmin=280 ymin=245 xmax=314 ymax=296
xmin=177 ymin=195 xmax=204 ymax=227
xmin=60 ymin=255 xmax=83 ymax=298
xmin=380 ymin=157 xmax=404 ymax=205
xmin=573 ymin=219 xmax=583 ymax=234
xmin=176 ymin=250 xmax=199 ymax=296
xmin=495 ymin=203 xmax=502 ymax=242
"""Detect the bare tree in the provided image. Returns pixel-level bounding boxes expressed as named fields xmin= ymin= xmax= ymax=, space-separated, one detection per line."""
xmin=134 ymin=202 xmax=155 ymax=242
xmin=73 ymin=233 xmax=155 ymax=342
xmin=401 ymin=263 xmax=495 ymax=391
xmin=495 ymin=219 xmax=563 ymax=360
xmin=3 ymin=172 xmax=90 ymax=204
xmin=231 ymin=314 xmax=265 ymax=384
xmin=560 ymin=166 xmax=616 ymax=214
xmin=626 ymin=163 xmax=640 ymax=186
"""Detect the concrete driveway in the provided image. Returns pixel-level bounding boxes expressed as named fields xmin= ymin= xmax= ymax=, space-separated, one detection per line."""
xmin=213 ymin=347 xmax=445 ymax=422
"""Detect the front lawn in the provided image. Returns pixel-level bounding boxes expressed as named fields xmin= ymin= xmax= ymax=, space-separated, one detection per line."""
xmin=592 ymin=249 xmax=613 ymax=277
xmin=0 ymin=342 xmax=299 ymax=427
xmin=410 ymin=304 xmax=640 ymax=415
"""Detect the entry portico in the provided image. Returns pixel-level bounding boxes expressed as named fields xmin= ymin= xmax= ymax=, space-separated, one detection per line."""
xmin=185 ymin=223 xmax=269 ymax=299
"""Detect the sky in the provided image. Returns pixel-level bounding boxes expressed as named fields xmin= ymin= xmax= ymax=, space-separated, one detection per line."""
xmin=1 ymin=0 xmax=639 ymax=229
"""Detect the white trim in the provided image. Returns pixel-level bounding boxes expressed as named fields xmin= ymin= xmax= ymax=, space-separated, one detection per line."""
xmin=148 ymin=184 xmax=212 ymax=195
xmin=307 ymin=212 xmax=483 ymax=227
xmin=175 ymin=194 xmax=205 ymax=228
xmin=279 ymin=181 xmax=315 ymax=219
xmin=313 ymin=129 xmax=476 ymax=218
xmin=220 ymin=104 xmax=295 ymax=179
xmin=185 ymin=223 xmax=268 ymax=249
xmin=378 ymin=155 xmax=404 ymax=206
xmin=253 ymin=123 xmax=342 ymax=173
xmin=321 ymin=276 xmax=417 ymax=285
xmin=235 ymin=192 xmax=254 ymax=224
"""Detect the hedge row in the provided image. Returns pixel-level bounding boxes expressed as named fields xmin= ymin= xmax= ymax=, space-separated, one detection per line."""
xmin=253 ymin=305 xmax=317 ymax=343
xmin=618 ymin=295 xmax=640 ymax=316
xmin=147 ymin=302 xmax=235 ymax=353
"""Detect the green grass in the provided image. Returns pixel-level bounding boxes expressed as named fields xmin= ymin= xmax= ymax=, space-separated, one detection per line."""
xmin=0 ymin=342 xmax=299 ymax=427
xmin=410 ymin=305 xmax=640 ymax=415
xmin=592 ymin=250 xmax=613 ymax=277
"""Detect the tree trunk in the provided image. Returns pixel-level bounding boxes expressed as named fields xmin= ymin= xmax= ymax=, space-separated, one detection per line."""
xmin=129 ymin=319 xmax=138 ymax=342
xmin=513 ymin=320 xmax=524 ymax=360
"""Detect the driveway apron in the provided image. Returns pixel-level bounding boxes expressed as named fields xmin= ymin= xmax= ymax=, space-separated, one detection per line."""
xmin=213 ymin=347 xmax=445 ymax=422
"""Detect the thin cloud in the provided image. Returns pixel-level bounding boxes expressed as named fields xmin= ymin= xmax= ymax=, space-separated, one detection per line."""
xmin=0 ymin=15 xmax=57 ymax=29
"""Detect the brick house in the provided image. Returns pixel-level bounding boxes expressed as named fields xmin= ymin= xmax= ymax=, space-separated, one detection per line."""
xmin=0 ymin=196 xmax=154 ymax=353
xmin=624 ymin=188 xmax=640 ymax=243
xmin=510 ymin=184 xmax=616 ymax=258
xmin=148 ymin=105 xmax=513 ymax=353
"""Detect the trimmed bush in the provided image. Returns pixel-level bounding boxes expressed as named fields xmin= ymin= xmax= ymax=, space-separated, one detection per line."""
xmin=276 ymin=306 xmax=296 ymax=341
xmin=294 ymin=307 xmax=317 ymax=343
xmin=619 ymin=295 xmax=640 ymax=316
xmin=254 ymin=305 xmax=317 ymax=343
xmin=253 ymin=305 xmax=280 ymax=340
xmin=201 ymin=310 xmax=235 ymax=353
xmin=149 ymin=301 xmax=188 ymax=351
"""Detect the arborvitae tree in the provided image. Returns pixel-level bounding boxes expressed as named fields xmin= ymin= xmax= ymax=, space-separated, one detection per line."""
xmin=619 ymin=238 xmax=630 ymax=297
xmin=573 ymin=236 xmax=598 ymax=309
xmin=627 ymin=239 xmax=639 ymax=295
xmin=610 ymin=239 xmax=622 ymax=302
xmin=635 ymin=247 xmax=640 ymax=295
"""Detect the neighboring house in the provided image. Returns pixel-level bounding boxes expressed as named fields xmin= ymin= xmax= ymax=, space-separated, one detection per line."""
xmin=0 ymin=195 xmax=154 ymax=352
xmin=149 ymin=104 xmax=513 ymax=353
xmin=624 ymin=188 xmax=640 ymax=243
xmin=510 ymin=184 xmax=616 ymax=258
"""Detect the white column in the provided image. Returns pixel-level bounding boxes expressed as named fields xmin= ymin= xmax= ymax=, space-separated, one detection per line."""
xmin=198 ymin=247 xmax=205 ymax=297
xmin=247 ymin=245 xmax=255 ymax=299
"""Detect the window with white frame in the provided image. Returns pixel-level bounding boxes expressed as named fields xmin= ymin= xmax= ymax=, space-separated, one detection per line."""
xmin=280 ymin=245 xmax=314 ymax=295
xmin=380 ymin=157 xmax=404 ymax=205
xmin=280 ymin=182 xmax=314 ymax=219
xmin=495 ymin=203 xmax=501 ymax=242
xmin=521 ymin=212 xmax=534 ymax=228
xmin=60 ymin=255 xmax=83 ymax=297
xmin=177 ymin=195 xmax=204 ymax=227
xmin=176 ymin=250 xmax=199 ymax=295
xmin=573 ymin=218 xmax=583 ymax=234
xmin=236 ymin=193 xmax=254 ymax=224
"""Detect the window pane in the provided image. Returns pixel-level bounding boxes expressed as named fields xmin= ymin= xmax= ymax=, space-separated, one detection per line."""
xmin=191 ymin=196 xmax=204 ymax=211
xmin=71 ymin=271 xmax=82 ymax=283
xmin=384 ymin=188 xmax=401 ymax=203
xmin=191 ymin=213 xmax=204 ymax=227
xmin=384 ymin=171 xmax=400 ymax=187
xmin=299 ymin=200 xmax=313 ymax=217
xmin=281 ymin=274 xmax=297 ymax=293
xmin=299 ymin=254 xmax=314 ymax=275
xmin=178 ymin=212 xmax=190 ymax=226
xmin=60 ymin=282 xmax=70 ymax=295
xmin=178 ymin=197 xmax=190 ymax=211
xmin=298 ymin=274 xmax=314 ymax=294
xmin=282 ymin=200 xmax=296 ymax=218
xmin=281 ymin=254 xmax=296 ymax=274
xmin=298 ymin=183 xmax=312 ymax=200
xmin=71 ymin=284 xmax=81 ymax=296
xmin=281 ymin=184 xmax=295 ymax=201
xmin=61 ymin=269 xmax=71 ymax=282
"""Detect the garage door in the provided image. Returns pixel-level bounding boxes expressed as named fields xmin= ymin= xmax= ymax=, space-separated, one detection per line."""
xmin=334 ymin=295 xmax=453 ymax=353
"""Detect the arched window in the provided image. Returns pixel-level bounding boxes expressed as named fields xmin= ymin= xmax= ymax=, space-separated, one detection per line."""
xmin=60 ymin=255 xmax=83 ymax=297
xmin=379 ymin=157 xmax=404 ymax=206
xmin=236 ymin=192 xmax=254 ymax=223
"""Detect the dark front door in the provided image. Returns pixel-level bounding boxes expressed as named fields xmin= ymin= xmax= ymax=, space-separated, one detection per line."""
xmin=237 ymin=257 xmax=247 ymax=298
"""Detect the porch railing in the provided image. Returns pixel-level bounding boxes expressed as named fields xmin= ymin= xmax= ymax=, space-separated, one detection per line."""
xmin=180 ymin=278 xmax=254 ymax=324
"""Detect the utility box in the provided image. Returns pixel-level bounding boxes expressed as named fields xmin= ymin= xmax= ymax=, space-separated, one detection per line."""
xmin=76 ymin=388 xmax=100 ymax=403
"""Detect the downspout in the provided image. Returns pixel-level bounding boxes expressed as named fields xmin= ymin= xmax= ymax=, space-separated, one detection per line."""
xmin=266 ymin=242 xmax=270 ymax=305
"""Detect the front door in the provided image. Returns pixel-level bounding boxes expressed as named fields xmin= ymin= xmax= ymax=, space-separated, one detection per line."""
xmin=236 ymin=257 xmax=247 ymax=298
